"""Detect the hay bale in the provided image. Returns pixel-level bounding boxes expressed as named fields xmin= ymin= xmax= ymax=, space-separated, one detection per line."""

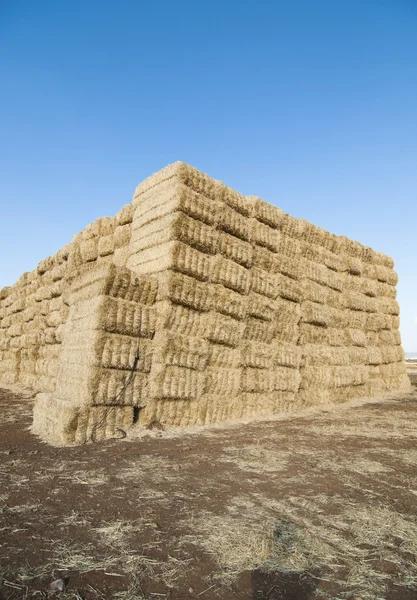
xmin=211 ymin=284 xmax=247 ymax=320
xmin=152 ymin=331 xmax=209 ymax=371
xmin=206 ymin=312 xmax=245 ymax=348
xmin=117 ymin=203 xmax=134 ymax=226
xmin=156 ymin=301 xmax=210 ymax=337
xmin=218 ymin=203 xmax=251 ymax=241
xmin=241 ymin=341 xmax=274 ymax=369
xmin=218 ymin=231 xmax=253 ymax=268
xmin=150 ymin=364 xmax=205 ymax=400
xmin=210 ymin=255 xmax=250 ymax=294
xmin=248 ymin=195 xmax=284 ymax=228
xmin=157 ymin=271 xmax=213 ymax=312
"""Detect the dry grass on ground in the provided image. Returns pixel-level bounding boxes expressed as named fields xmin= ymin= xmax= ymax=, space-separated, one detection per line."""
xmin=0 ymin=375 xmax=416 ymax=600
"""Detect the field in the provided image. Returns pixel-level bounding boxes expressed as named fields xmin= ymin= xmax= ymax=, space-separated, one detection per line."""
xmin=1 ymin=375 xmax=417 ymax=600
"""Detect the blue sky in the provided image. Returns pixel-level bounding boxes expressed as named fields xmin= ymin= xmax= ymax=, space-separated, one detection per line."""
xmin=1 ymin=0 xmax=416 ymax=350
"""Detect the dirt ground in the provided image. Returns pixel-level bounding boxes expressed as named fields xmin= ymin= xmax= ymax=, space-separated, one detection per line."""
xmin=1 ymin=376 xmax=417 ymax=600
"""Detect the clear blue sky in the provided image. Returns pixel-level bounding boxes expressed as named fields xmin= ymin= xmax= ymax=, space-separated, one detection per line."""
xmin=1 ymin=1 xmax=416 ymax=351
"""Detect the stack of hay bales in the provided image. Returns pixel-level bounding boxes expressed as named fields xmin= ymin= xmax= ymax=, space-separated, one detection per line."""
xmin=0 ymin=206 xmax=134 ymax=397
xmin=126 ymin=163 xmax=305 ymax=426
xmin=33 ymin=263 xmax=157 ymax=445
xmin=0 ymin=161 xmax=410 ymax=445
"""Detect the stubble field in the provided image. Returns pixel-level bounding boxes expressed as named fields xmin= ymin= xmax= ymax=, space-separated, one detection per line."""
xmin=1 ymin=374 xmax=417 ymax=600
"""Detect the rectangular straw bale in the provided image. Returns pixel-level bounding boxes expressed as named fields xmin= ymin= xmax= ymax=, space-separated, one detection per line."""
xmin=103 ymin=298 xmax=156 ymax=338
xmin=368 ymin=365 xmax=380 ymax=379
xmin=0 ymin=287 xmax=10 ymax=300
xmin=375 ymin=264 xmax=398 ymax=286
xmin=340 ymin=236 xmax=363 ymax=260
xmin=151 ymin=364 xmax=205 ymax=400
xmin=37 ymin=256 xmax=55 ymax=275
xmin=273 ymin=366 xmax=301 ymax=392
xmin=298 ymin=388 xmax=331 ymax=407
xmin=322 ymin=249 xmax=345 ymax=273
xmin=251 ymin=219 xmax=281 ymax=252
xmin=303 ymin=345 xmax=350 ymax=366
xmin=157 ymin=271 xmax=213 ymax=312
xmin=45 ymin=310 xmax=63 ymax=328
xmin=367 ymin=347 xmax=383 ymax=365
xmin=156 ymin=301 xmax=209 ymax=338
xmin=342 ymin=290 xmax=377 ymax=313
xmin=333 ymin=365 xmax=368 ymax=387
xmin=98 ymin=235 xmax=115 ymax=257
xmin=130 ymin=212 xmax=220 ymax=256
xmin=345 ymin=256 xmax=363 ymax=276
xmin=10 ymin=297 xmax=25 ymax=314
xmin=301 ymin=301 xmax=331 ymax=327
xmin=361 ymin=278 xmax=378 ymax=298
xmin=114 ymin=224 xmax=131 ymax=249
xmin=387 ymin=373 xmax=411 ymax=392
xmin=301 ymin=242 xmax=325 ymax=263
xmin=378 ymin=329 xmax=401 ymax=345
xmin=366 ymin=379 xmax=388 ymax=397
xmin=376 ymin=281 xmax=397 ymax=299
xmin=366 ymin=331 xmax=379 ymax=346
xmin=241 ymin=341 xmax=274 ymax=369
xmin=380 ymin=361 xmax=407 ymax=379
xmin=302 ymin=221 xmax=328 ymax=247
xmin=217 ymin=203 xmax=251 ymax=241
xmin=135 ymin=182 xmax=221 ymax=228
xmin=275 ymin=295 xmax=301 ymax=327
xmin=376 ymin=297 xmax=400 ymax=316
xmin=33 ymin=395 xmax=78 ymax=446
xmin=82 ymin=219 xmax=101 ymax=240
xmin=366 ymin=313 xmax=391 ymax=331
xmin=79 ymin=238 xmax=98 ymax=263
xmin=139 ymin=397 xmax=198 ymax=427
xmin=249 ymin=196 xmax=284 ymax=228
xmin=298 ymin=323 xmax=345 ymax=346
xmin=244 ymin=318 xmax=276 ymax=344
xmin=274 ymin=272 xmax=303 ymax=303
xmin=242 ymin=368 xmax=274 ymax=393
xmin=362 ymin=262 xmax=377 ymax=280
xmin=380 ymin=346 xmax=404 ymax=364
xmin=210 ymin=284 xmax=247 ymax=320
xmin=7 ymin=323 xmax=24 ymax=337
xmin=117 ymin=203 xmax=134 ymax=226
xmin=277 ymin=235 xmax=301 ymax=258
xmin=206 ymin=312 xmax=245 ymax=347
xmin=372 ymin=250 xmax=395 ymax=269
xmin=301 ymin=366 xmax=332 ymax=388
xmin=391 ymin=315 xmax=400 ymax=330
xmin=94 ymin=368 xmax=149 ymax=405
xmin=218 ymin=231 xmax=253 ymax=268
xmin=247 ymin=292 xmax=278 ymax=322
xmin=345 ymin=328 xmax=368 ymax=347
xmin=169 ymin=242 xmax=211 ymax=281
xmin=251 ymin=267 xmax=276 ymax=299
xmin=37 ymin=375 xmax=55 ymax=392
xmin=344 ymin=309 xmax=367 ymax=330
xmin=206 ymin=367 xmax=241 ymax=394
xmin=208 ymin=344 xmax=240 ymax=368
xmin=280 ymin=214 xmax=306 ymax=239
xmin=274 ymin=321 xmax=299 ymax=344
xmin=252 ymin=246 xmax=276 ymax=271
xmin=152 ymin=331 xmax=209 ymax=371
xmin=210 ymin=255 xmax=250 ymax=294
xmin=102 ymin=335 xmax=152 ymax=372
xmin=273 ymin=253 xmax=303 ymax=281
xmin=305 ymin=260 xmax=343 ymax=291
